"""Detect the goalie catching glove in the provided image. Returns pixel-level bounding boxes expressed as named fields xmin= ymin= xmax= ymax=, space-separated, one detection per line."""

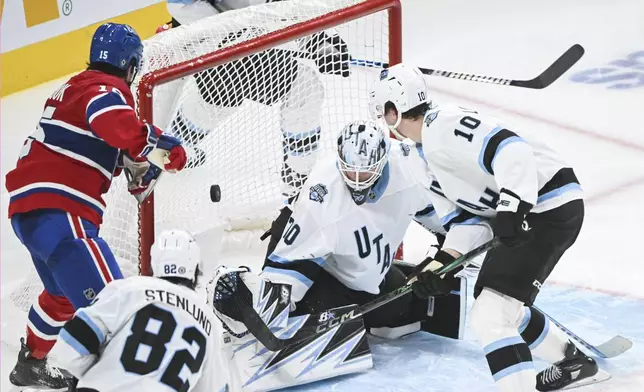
xmin=207 ymin=266 xmax=293 ymax=338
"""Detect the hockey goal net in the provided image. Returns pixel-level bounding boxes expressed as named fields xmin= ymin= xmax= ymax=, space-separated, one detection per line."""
xmin=116 ymin=0 xmax=402 ymax=276
xmin=3 ymin=0 xmax=401 ymax=351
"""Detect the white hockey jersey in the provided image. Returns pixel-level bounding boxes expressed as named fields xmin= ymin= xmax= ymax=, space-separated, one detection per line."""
xmin=419 ymin=104 xmax=583 ymax=253
xmin=50 ymin=276 xmax=226 ymax=392
xmin=261 ymin=140 xmax=444 ymax=303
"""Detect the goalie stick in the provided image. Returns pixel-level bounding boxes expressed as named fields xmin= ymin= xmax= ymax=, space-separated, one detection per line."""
xmin=351 ymin=44 xmax=585 ymax=89
xmin=237 ymin=238 xmax=500 ymax=351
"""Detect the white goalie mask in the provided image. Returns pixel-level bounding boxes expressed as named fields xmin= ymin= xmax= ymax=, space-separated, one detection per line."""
xmin=336 ymin=120 xmax=390 ymax=200
xmin=369 ymin=64 xmax=432 ymax=140
xmin=151 ymin=229 xmax=202 ymax=286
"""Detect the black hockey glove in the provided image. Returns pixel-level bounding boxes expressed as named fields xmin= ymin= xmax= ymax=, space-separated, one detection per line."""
xmin=67 ymin=377 xmax=78 ymax=392
xmin=411 ymin=250 xmax=456 ymax=299
xmin=434 ymin=232 xmax=446 ymax=249
xmin=494 ymin=188 xmax=534 ymax=247
xmin=305 ymin=32 xmax=350 ymax=77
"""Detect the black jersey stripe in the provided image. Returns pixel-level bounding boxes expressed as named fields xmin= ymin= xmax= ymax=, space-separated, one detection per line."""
xmin=430 ymin=181 xmax=445 ymax=197
xmin=264 ymin=257 xmax=323 ymax=284
xmin=481 ymin=128 xmax=521 ymax=175
xmin=441 ymin=208 xmax=480 ymax=231
xmin=415 ymin=204 xmax=435 ymax=217
xmin=538 ymin=168 xmax=579 ymax=197
xmin=63 ymin=316 xmax=101 ymax=356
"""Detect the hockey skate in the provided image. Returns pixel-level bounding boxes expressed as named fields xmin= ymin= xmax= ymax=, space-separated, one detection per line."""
xmin=9 ymin=338 xmax=73 ymax=390
xmin=536 ymin=341 xmax=599 ymax=391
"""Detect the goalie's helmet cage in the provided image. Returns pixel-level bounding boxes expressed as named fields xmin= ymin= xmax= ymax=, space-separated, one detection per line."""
xmin=337 ymin=120 xmax=390 ymax=192
xmin=2 ymin=0 xmax=402 ymax=356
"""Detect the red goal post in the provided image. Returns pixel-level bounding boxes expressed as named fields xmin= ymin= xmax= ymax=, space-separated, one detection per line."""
xmin=135 ymin=0 xmax=403 ymax=275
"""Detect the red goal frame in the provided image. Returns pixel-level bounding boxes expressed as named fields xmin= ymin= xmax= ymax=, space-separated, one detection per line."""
xmin=136 ymin=0 xmax=403 ymax=275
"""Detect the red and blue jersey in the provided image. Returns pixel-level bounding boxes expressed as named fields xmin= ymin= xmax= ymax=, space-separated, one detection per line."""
xmin=6 ymin=70 xmax=161 ymax=226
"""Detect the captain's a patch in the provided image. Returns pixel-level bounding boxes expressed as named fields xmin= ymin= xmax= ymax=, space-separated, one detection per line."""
xmin=309 ymin=184 xmax=328 ymax=203
xmin=400 ymin=143 xmax=411 ymax=156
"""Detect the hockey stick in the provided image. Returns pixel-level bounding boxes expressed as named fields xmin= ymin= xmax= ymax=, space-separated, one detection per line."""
xmin=532 ymin=305 xmax=632 ymax=359
xmin=351 ymin=44 xmax=585 ymax=89
xmin=240 ymin=238 xmax=500 ymax=351
xmin=438 ymin=260 xmax=632 ymax=358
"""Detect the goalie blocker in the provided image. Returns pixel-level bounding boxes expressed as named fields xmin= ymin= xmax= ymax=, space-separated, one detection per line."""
xmin=209 ymin=264 xmax=468 ymax=391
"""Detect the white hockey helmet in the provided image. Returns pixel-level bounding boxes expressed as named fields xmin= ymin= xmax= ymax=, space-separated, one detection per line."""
xmin=369 ymin=64 xmax=432 ymax=140
xmin=336 ymin=120 xmax=390 ymax=200
xmin=151 ymin=229 xmax=202 ymax=287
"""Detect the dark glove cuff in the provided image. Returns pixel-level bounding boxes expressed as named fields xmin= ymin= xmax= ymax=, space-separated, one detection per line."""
xmin=517 ymin=200 xmax=534 ymax=217
xmin=433 ymin=250 xmax=456 ymax=265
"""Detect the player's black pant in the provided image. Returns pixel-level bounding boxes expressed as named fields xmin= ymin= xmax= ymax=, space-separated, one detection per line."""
xmin=474 ymin=199 xmax=585 ymax=306
xmin=291 ymin=266 xmax=418 ymax=329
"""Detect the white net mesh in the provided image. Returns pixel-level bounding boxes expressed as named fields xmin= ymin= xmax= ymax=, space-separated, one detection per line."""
xmin=104 ymin=0 xmax=395 ymax=274
xmin=3 ymin=0 xmax=397 ymax=353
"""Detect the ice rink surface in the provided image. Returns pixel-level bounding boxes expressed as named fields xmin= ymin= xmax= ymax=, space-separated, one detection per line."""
xmin=2 ymin=0 xmax=643 ymax=390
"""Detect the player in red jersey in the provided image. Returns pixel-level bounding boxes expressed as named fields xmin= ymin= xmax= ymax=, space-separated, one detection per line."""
xmin=5 ymin=23 xmax=187 ymax=389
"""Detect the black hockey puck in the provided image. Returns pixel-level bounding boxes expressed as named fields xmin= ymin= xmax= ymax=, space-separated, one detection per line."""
xmin=210 ymin=184 xmax=221 ymax=203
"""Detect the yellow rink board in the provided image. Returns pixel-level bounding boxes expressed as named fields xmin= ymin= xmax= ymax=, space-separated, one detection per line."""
xmin=1 ymin=2 xmax=170 ymax=97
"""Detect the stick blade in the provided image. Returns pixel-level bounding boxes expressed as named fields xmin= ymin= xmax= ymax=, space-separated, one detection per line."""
xmin=594 ymin=335 xmax=633 ymax=358
xmin=512 ymin=44 xmax=585 ymax=89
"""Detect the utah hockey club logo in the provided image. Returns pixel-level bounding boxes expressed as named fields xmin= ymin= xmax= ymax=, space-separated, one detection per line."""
xmin=309 ymin=183 xmax=328 ymax=203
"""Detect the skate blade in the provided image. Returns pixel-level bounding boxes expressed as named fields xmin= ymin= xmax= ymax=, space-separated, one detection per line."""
xmin=562 ymin=370 xmax=611 ymax=390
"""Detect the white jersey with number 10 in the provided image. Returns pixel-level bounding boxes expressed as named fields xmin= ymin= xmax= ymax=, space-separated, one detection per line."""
xmin=262 ymin=140 xmax=444 ymax=303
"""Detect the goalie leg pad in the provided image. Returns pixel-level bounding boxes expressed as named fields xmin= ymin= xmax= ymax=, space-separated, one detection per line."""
xmin=209 ymin=266 xmax=292 ymax=337
xmin=224 ymin=304 xmax=372 ymax=392
xmin=370 ymin=322 xmax=421 ymax=340
xmin=393 ymin=261 xmax=466 ymax=340
xmin=470 ymin=288 xmax=536 ymax=392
